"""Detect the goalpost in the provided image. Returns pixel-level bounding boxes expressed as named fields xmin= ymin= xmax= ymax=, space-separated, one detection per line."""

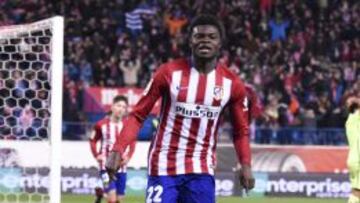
xmin=0 ymin=17 xmax=63 ymax=203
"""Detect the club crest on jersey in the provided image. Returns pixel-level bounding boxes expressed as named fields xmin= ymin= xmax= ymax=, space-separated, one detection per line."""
xmin=213 ymin=86 xmax=223 ymax=100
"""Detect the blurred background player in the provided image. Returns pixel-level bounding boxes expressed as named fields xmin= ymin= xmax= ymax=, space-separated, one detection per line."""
xmin=106 ymin=14 xmax=254 ymax=203
xmin=346 ymin=96 xmax=360 ymax=203
xmin=90 ymin=95 xmax=135 ymax=203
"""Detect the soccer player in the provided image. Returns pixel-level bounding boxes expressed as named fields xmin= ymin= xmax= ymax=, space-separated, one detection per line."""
xmin=106 ymin=14 xmax=254 ymax=202
xmin=346 ymin=97 xmax=360 ymax=203
xmin=90 ymin=95 xmax=135 ymax=203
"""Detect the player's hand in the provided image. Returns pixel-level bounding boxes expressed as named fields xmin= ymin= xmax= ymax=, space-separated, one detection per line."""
xmin=96 ymin=154 xmax=104 ymax=163
xmin=239 ymin=165 xmax=255 ymax=193
xmin=105 ymin=151 xmax=122 ymax=181
xmin=120 ymin=154 xmax=130 ymax=166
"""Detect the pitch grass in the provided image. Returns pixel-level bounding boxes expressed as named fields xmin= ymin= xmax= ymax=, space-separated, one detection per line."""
xmin=62 ymin=194 xmax=345 ymax=203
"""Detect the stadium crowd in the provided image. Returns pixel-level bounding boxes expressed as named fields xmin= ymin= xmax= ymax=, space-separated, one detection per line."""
xmin=0 ymin=0 xmax=359 ymax=141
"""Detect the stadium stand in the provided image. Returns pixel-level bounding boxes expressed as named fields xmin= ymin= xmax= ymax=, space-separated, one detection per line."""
xmin=0 ymin=0 xmax=358 ymax=143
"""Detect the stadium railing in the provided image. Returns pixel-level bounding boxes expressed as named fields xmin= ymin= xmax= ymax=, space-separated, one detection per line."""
xmin=61 ymin=122 xmax=346 ymax=145
xmin=252 ymin=127 xmax=346 ymax=145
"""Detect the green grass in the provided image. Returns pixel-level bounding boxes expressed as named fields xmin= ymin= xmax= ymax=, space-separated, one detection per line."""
xmin=62 ymin=194 xmax=345 ymax=203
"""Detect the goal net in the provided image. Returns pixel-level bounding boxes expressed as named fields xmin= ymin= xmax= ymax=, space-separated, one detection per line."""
xmin=0 ymin=17 xmax=64 ymax=203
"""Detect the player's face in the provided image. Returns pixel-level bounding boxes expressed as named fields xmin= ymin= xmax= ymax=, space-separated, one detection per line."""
xmin=111 ymin=101 xmax=127 ymax=119
xmin=190 ymin=25 xmax=221 ymax=59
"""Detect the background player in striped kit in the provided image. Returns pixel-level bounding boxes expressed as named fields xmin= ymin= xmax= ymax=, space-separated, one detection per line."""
xmin=346 ymin=96 xmax=360 ymax=203
xmin=90 ymin=95 xmax=135 ymax=203
xmin=106 ymin=14 xmax=255 ymax=203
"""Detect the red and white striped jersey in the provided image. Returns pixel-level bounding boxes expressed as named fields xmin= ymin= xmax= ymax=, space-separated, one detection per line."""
xmin=244 ymin=83 xmax=263 ymax=122
xmin=90 ymin=117 xmax=127 ymax=172
xmin=114 ymin=58 xmax=250 ymax=176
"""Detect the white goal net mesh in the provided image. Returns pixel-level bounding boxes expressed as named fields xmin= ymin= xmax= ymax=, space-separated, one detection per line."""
xmin=0 ymin=17 xmax=63 ymax=203
xmin=0 ymin=25 xmax=52 ymax=141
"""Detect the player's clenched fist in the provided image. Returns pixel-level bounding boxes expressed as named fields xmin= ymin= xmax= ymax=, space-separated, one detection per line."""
xmin=239 ymin=165 xmax=255 ymax=193
xmin=105 ymin=151 xmax=122 ymax=181
xmin=95 ymin=154 xmax=104 ymax=163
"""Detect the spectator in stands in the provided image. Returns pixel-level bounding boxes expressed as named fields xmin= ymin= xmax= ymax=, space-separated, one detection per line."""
xmin=62 ymin=81 xmax=84 ymax=140
xmin=268 ymin=13 xmax=290 ymax=42
xmin=119 ymin=54 xmax=141 ymax=87
xmin=19 ymin=105 xmax=34 ymax=130
xmin=164 ymin=9 xmax=188 ymax=37
xmin=79 ymin=59 xmax=93 ymax=87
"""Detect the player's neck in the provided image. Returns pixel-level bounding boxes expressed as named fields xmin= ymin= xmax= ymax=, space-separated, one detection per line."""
xmin=192 ymin=56 xmax=217 ymax=74
xmin=110 ymin=115 xmax=121 ymax=123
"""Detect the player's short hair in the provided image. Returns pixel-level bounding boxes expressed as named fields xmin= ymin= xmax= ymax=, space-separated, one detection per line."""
xmin=188 ymin=14 xmax=226 ymax=42
xmin=349 ymin=102 xmax=359 ymax=113
xmin=346 ymin=97 xmax=360 ymax=113
xmin=113 ymin=95 xmax=128 ymax=105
